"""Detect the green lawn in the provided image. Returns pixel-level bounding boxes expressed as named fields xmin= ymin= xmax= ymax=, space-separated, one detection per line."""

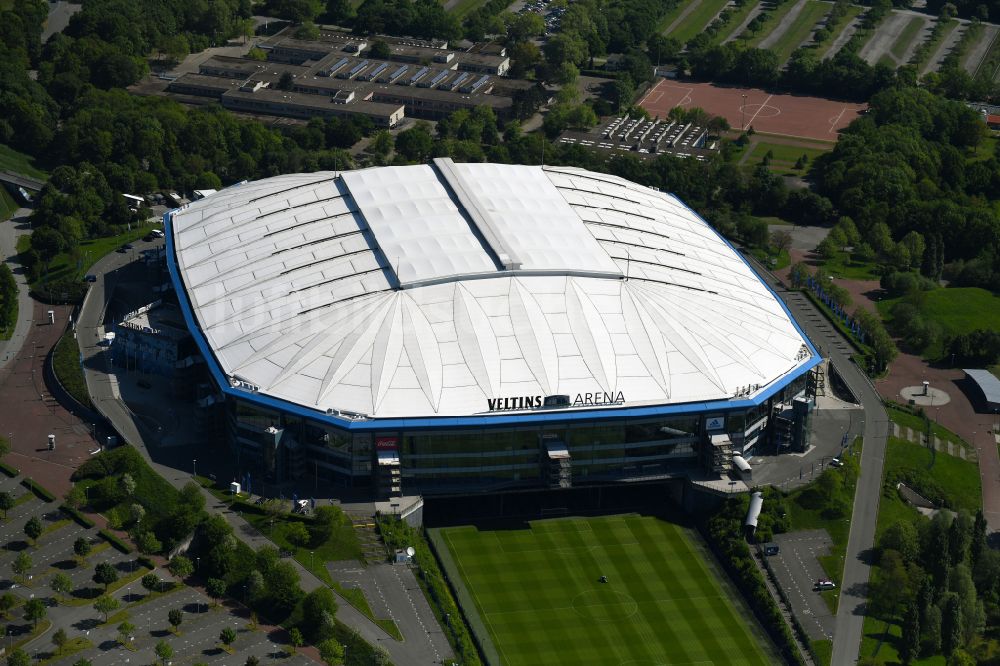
xmin=889 ymin=15 xmax=926 ymax=62
xmin=0 ymin=188 xmax=17 ymax=221
xmin=884 ymin=436 xmax=981 ymax=514
xmin=447 ymin=0 xmax=488 ymax=19
xmin=0 ymin=144 xmax=48 ymax=180
xmin=814 ymin=249 xmax=880 ymax=280
xmin=436 ymin=514 xmax=776 ymax=666
xmin=749 ymin=140 xmax=830 ymax=164
xmin=886 ymin=403 xmax=974 ymax=458
xmin=53 ymin=328 xmax=92 ymax=408
xmin=667 ymin=0 xmax=733 ymax=43
xmin=35 ymin=225 xmax=156 ymax=287
xmin=657 ymin=0 xmax=694 ymax=34
xmin=877 ymin=287 xmax=1000 ymax=360
xmin=770 ymin=1 xmax=831 ymax=65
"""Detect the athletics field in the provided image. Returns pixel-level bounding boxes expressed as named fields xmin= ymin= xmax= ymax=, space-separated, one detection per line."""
xmin=433 ymin=514 xmax=776 ymax=665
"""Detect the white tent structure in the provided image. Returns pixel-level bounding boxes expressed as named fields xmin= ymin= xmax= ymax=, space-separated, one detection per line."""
xmin=168 ymin=159 xmax=814 ymax=422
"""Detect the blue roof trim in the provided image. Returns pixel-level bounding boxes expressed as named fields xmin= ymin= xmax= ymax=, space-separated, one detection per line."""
xmin=165 ymin=187 xmax=821 ymax=433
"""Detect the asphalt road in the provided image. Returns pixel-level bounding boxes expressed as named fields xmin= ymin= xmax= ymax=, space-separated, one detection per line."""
xmin=744 ymin=253 xmax=888 ymax=666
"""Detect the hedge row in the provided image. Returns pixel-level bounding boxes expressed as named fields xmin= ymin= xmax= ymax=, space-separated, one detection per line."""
xmin=99 ymin=529 xmax=132 ymax=553
xmin=21 ymin=478 xmax=55 ymax=502
xmin=0 ymin=461 xmax=18 ymax=478
xmin=700 ymin=500 xmax=806 ymax=666
xmin=60 ymin=504 xmax=96 ymax=528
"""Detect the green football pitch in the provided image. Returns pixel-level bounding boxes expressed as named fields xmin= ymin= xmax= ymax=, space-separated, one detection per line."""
xmin=435 ymin=514 xmax=775 ymax=665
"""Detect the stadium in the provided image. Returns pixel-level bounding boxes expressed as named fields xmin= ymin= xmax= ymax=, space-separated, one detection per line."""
xmin=164 ymin=158 xmax=820 ymax=496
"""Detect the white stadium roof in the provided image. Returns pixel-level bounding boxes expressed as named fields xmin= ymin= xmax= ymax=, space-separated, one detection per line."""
xmin=168 ymin=159 xmax=814 ymax=421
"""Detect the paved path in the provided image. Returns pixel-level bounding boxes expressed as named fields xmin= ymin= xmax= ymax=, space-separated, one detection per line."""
xmin=723 ymin=3 xmax=765 ymax=44
xmin=41 ymin=1 xmax=82 ymax=43
xmin=73 ymin=248 xmax=447 ymax=664
xmin=858 ymin=11 xmax=911 ymax=65
xmin=823 ymin=14 xmax=863 ymax=60
xmin=771 ymin=530 xmax=836 ymax=641
xmin=922 ymin=21 xmax=964 ymax=74
xmin=965 ymin=23 xmax=999 ymax=74
xmin=0 ymin=210 xmax=34 ymax=369
xmin=759 ymin=0 xmax=809 ymax=50
xmin=744 ymin=254 xmax=888 ymax=666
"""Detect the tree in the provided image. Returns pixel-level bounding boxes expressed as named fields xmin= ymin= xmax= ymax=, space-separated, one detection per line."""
xmin=168 ymin=608 xmax=183 ymax=634
xmin=94 ymin=595 xmax=119 ymax=622
xmin=141 ymin=573 xmax=160 ymax=593
xmin=12 ymin=552 xmax=31 ymax=579
xmin=94 ymin=562 xmax=118 ymax=591
xmin=368 ymin=40 xmax=391 ymax=59
xmin=220 ymin=626 xmax=238 ymax=650
xmin=24 ymin=516 xmax=42 ymax=544
xmin=119 ymin=473 xmax=136 ymax=498
xmin=207 ymin=577 xmax=227 ymax=606
xmin=246 ymin=570 xmax=265 ymax=603
xmin=301 ymin=587 xmax=340 ymax=641
xmin=24 ymin=598 xmax=45 ymax=628
xmin=246 ymin=657 xmax=260 ymax=666
xmin=395 ymin=124 xmax=434 ymax=162
xmin=52 ymin=627 xmax=68 ymax=654
xmin=289 ymin=627 xmax=304 ymax=654
xmin=117 ymin=620 xmax=135 ymax=646
xmin=770 ymin=229 xmax=793 ymax=255
xmin=900 ymin=603 xmax=920 ymax=664
xmin=154 ymin=639 xmax=173 ymax=665
xmin=0 ymin=593 xmax=16 ymax=619
xmin=879 ymin=521 xmax=920 ymax=563
xmin=0 ymin=492 xmax=13 ymax=518
xmin=74 ymin=536 xmax=92 ymax=560
xmin=373 ymin=644 xmax=391 ymax=665
xmin=318 ymin=638 xmax=344 ymax=665
xmin=169 ymin=555 xmax=194 ymax=579
xmin=50 ymin=572 xmax=73 ymax=600
xmin=941 ymin=592 xmax=963 ymax=656
xmin=6 ymin=649 xmax=29 ymax=666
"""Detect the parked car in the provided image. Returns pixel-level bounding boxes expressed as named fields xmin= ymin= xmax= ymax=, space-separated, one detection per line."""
xmin=815 ymin=579 xmax=836 ymax=591
xmin=763 ymin=543 xmax=779 ymax=556
xmin=829 ymin=458 xmax=843 ymax=468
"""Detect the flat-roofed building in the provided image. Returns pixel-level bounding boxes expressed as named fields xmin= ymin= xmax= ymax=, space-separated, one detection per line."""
xmin=221 ymin=86 xmax=404 ymax=127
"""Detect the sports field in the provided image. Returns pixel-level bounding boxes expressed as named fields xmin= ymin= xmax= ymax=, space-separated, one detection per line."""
xmin=435 ymin=514 xmax=774 ymax=665
xmin=639 ymin=79 xmax=866 ymax=141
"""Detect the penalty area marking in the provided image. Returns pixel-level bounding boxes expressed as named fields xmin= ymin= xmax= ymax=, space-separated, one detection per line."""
xmin=827 ymin=105 xmax=850 ymax=133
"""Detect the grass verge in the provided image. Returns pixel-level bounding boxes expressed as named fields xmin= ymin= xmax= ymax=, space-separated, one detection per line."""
xmin=771 ymin=1 xmax=832 ymax=65
xmin=746 ymin=0 xmax=801 ymax=48
xmin=0 ymin=144 xmax=48 ymax=180
xmin=810 ymin=638 xmax=833 ymax=666
xmin=889 ymin=15 xmax=926 ymax=62
xmin=669 ymin=0 xmax=732 ymax=43
xmin=52 ymin=328 xmax=92 ymax=409
xmin=713 ymin=0 xmax=761 ymax=45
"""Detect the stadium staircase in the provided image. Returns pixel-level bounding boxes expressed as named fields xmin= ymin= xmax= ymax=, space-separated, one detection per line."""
xmin=344 ymin=507 xmax=389 ymax=562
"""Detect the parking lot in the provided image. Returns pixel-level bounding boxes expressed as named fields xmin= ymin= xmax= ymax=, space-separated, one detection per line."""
xmin=767 ymin=530 xmax=837 ymax=641
xmin=559 ymin=115 xmax=717 ymax=160
xmin=0 ymin=474 xmax=311 ymax=664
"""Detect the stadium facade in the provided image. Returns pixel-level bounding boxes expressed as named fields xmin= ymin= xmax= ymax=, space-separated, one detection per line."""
xmin=165 ymin=159 xmax=819 ymax=496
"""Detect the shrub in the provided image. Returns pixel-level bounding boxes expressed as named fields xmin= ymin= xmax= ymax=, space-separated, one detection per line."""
xmin=60 ymin=505 xmax=96 ymax=528
xmin=21 ymin=478 xmax=55 ymax=502
xmin=99 ymin=529 xmax=132 ymax=553
xmin=0 ymin=461 xmax=18 ymax=478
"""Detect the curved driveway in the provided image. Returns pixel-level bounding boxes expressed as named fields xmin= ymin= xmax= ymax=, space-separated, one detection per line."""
xmin=746 ymin=254 xmax=888 ymax=666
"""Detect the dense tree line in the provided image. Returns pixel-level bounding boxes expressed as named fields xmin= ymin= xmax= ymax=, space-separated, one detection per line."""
xmin=926 ymin=0 xmax=1000 ymax=23
xmin=0 ymin=264 xmax=16 ymax=336
xmin=872 ymin=508 xmax=995 ymax=662
xmin=813 ymin=87 xmax=1000 ymax=291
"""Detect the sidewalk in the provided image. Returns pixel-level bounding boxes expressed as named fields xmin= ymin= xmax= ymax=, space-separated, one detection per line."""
xmin=0 ymin=210 xmax=34 ymax=369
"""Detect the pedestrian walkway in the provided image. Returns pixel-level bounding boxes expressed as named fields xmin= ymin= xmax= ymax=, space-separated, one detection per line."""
xmin=0 ymin=210 xmax=34 ymax=369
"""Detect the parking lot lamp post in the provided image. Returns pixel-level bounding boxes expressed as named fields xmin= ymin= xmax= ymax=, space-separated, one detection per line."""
xmin=193 ymin=459 xmax=197 ymax=479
